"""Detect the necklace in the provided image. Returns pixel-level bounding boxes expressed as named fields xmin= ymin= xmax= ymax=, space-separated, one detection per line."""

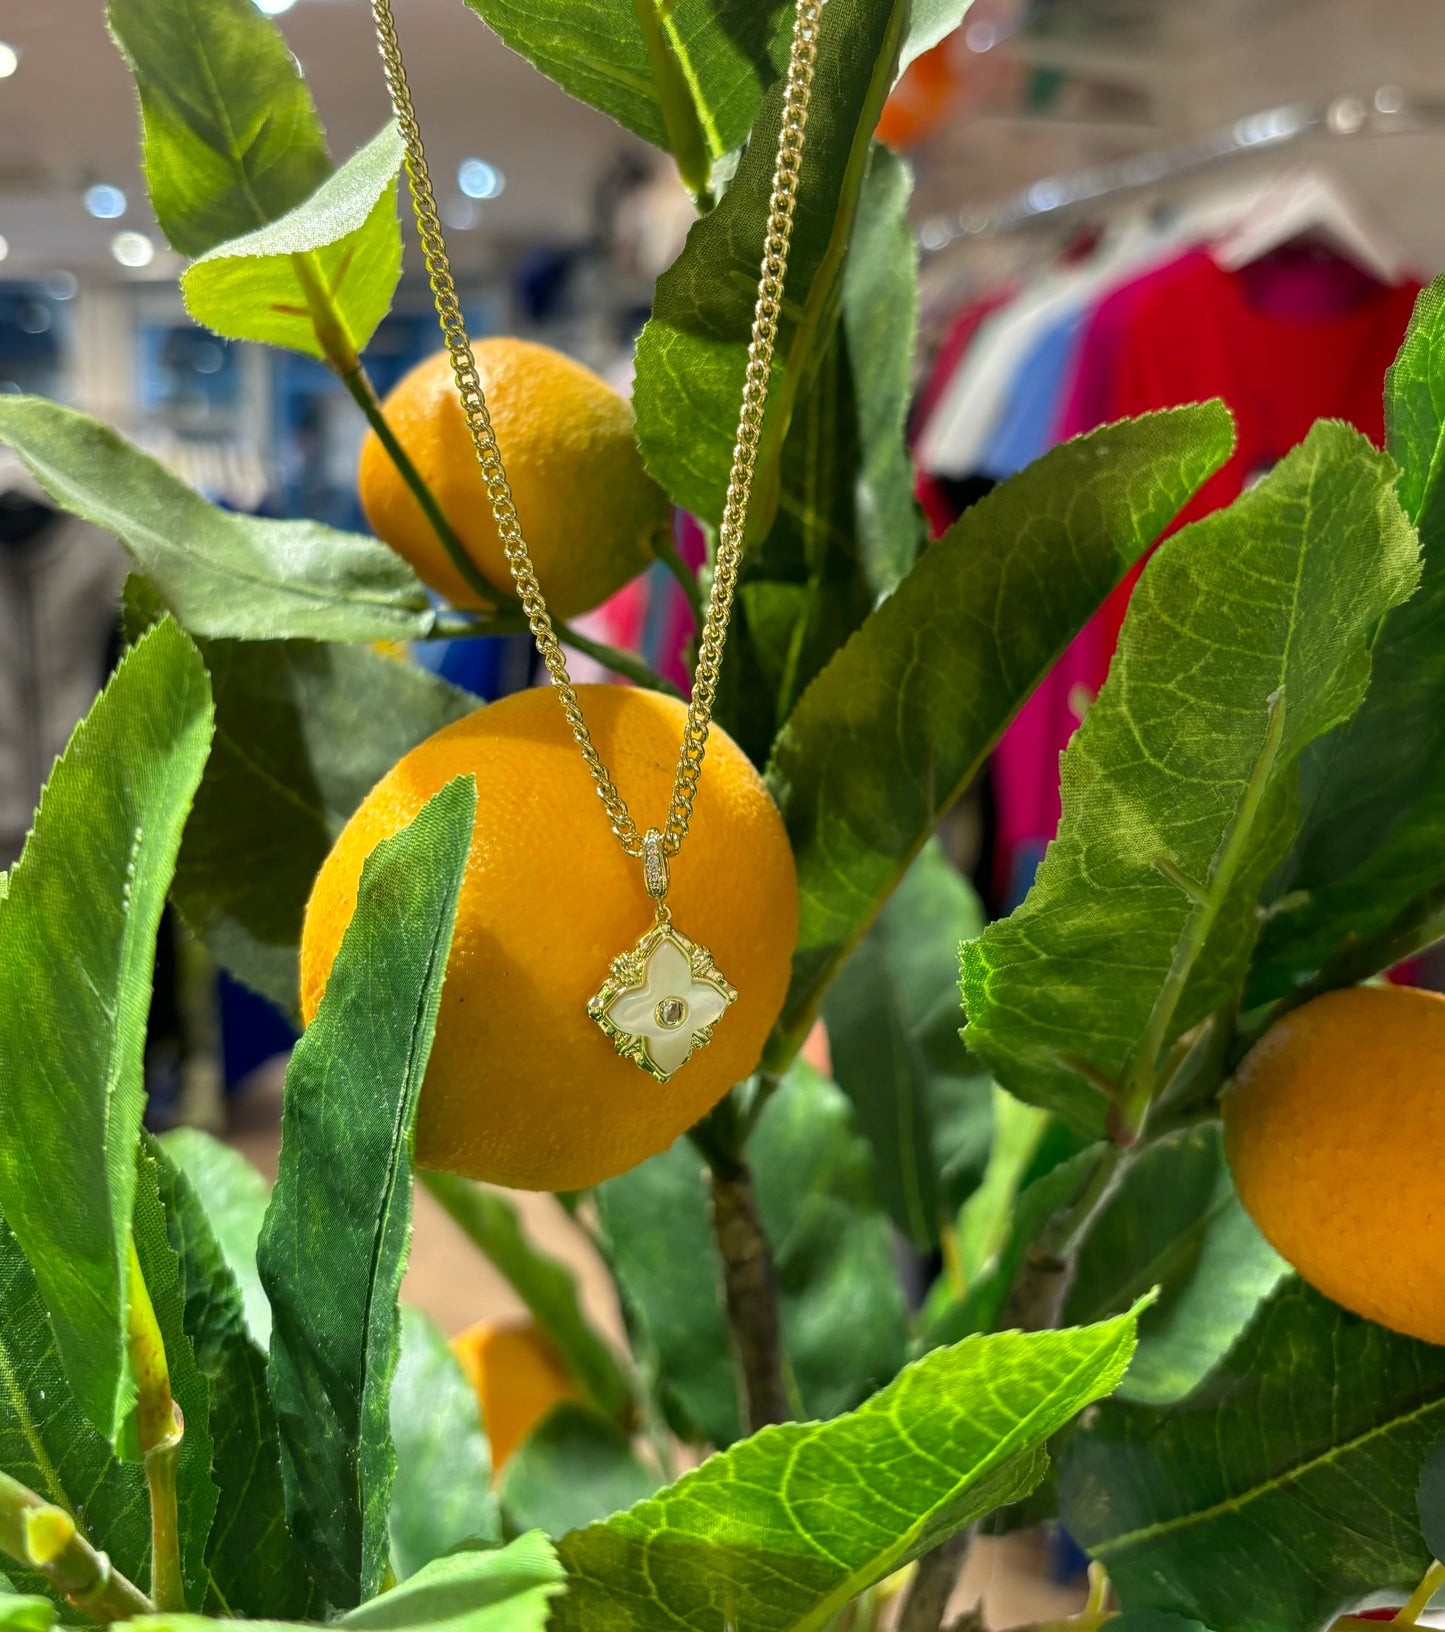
xmin=367 ymin=0 xmax=820 ymax=1084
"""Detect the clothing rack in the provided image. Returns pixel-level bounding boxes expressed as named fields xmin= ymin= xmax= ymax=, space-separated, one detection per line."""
xmin=918 ymin=87 xmax=1445 ymax=252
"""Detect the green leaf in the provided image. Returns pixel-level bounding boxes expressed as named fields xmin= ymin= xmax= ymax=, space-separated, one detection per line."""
xmin=107 ymin=0 xmax=331 ymax=257
xmin=420 ymin=1176 xmax=632 ymax=1428
xmin=820 ymin=811 xmax=983 ymax=1256
xmin=1061 ymin=1280 xmax=1445 ymax=1632
xmin=126 ymin=1531 xmax=566 ymax=1632
xmin=712 ymin=146 xmax=926 ymax=764
xmin=1419 ymin=1433 xmax=1445 ymax=1563
xmin=182 ymin=125 xmax=404 ymax=363
xmin=131 ymin=1149 xmax=219 ymax=1610
xmin=634 ymin=0 xmax=908 ymax=537
xmin=500 ymin=1405 xmax=659 ymax=1541
xmin=0 ymin=620 xmax=213 ymax=1445
xmin=962 ymin=422 xmax=1420 ymax=1133
xmin=157 ymin=1129 xmax=271 ymax=1350
xmin=389 ymin=1308 xmax=500 ymax=1581
xmin=554 ymin=1306 xmax=1146 ymax=1632
xmin=1064 ymin=1125 xmax=1287 ymax=1405
xmin=594 ymin=1141 xmax=733 ymax=1446
xmin=462 ymin=0 xmax=792 ymax=161
xmin=0 ymin=1595 xmax=55 ymax=1632
xmin=0 ymin=399 xmax=434 ymax=643
xmin=596 ymin=1062 xmax=904 ymax=1447
xmin=771 ymin=403 xmax=1234 ymax=1041
xmin=257 ymin=777 xmax=476 ymax=1611
xmin=1254 ymin=277 xmax=1445 ymax=997
xmin=172 ymin=632 xmax=476 ymax=1012
xmin=0 ymin=1213 xmax=149 ymax=1607
xmin=150 ymin=1138 xmax=317 ymax=1618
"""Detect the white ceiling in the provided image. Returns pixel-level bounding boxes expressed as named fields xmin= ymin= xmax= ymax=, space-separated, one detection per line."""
xmin=0 ymin=0 xmax=650 ymax=279
xmin=2 ymin=0 xmax=1445 ymax=285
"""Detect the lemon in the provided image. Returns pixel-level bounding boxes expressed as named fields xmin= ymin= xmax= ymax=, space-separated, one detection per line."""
xmin=300 ymin=684 xmax=799 ymax=1191
xmin=1225 ymin=984 xmax=1445 ymax=1343
xmin=358 ymin=342 xmax=670 ymax=617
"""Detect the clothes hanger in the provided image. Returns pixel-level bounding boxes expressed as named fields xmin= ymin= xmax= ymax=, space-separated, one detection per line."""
xmin=1212 ymin=165 xmax=1409 ymax=282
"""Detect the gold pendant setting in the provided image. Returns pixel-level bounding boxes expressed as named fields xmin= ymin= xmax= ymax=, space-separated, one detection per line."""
xmin=588 ymin=920 xmax=737 ymax=1083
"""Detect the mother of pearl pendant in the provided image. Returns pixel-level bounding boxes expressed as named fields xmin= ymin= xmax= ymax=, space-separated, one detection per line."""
xmin=588 ymin=920 xmax=738 ymax=1082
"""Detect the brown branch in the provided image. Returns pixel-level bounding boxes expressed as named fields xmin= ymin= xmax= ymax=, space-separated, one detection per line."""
xmin=896 ymin=1530 xmax=973 ymax=1632
xmin=706 ymin=1161 xmax=789 ymax=1432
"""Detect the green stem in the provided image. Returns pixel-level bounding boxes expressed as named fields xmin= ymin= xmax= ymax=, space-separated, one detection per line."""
xmin=1397 ymin=1560 xmax=1445 ymax=1625
xmin=339 ymin=361 xmax=500 ymax=610
xmin=553 ymin=616 xmax=686 ymax=699
xmin=289 ymin=250 xmax=500 ymax=611
xmin=126 ymin=1238 xmax=185 ymax=1613
xmin=0 ymin=1470 xmax=155 ymax=1623
xmin=628 ymin=0 xmax=712 ymax=198
xmin=1118 ymin=687 xmax=1287 ymax=1137
xmin=653 ymin=530 xmax=705 ymax=627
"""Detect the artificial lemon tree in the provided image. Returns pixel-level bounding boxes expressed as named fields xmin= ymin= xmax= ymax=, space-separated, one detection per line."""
xmin=0 ymin=0 xmax=1443 ymax=1630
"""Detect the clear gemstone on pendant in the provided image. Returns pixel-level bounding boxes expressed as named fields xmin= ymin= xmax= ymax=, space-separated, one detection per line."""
xmin=655 ymin=995 xmax=688 ymax=1030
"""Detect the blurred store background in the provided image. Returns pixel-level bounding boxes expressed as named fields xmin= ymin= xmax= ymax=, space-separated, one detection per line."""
xmin=3 ymin=2 xmax=1445 ymax=1615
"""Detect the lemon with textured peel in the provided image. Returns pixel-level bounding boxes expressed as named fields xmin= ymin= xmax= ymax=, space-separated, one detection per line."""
xmin=300 ymin=684 xmax=799 ymax=1191
xmin=358 ymin=342 xmax=670 ymax=617
xmin=451 ymin=1319 xmax=580 ymax=1474
xmin=1225 ymin=983 xmax=1445 ymax=1344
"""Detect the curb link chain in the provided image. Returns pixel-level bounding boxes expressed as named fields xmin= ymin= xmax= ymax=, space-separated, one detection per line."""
xmin=368 ymin=0 xmax=821 ymax=863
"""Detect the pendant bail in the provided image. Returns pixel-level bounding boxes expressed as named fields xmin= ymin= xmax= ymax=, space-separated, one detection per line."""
xmin=641 ymin=828 xmax=670 ymax=921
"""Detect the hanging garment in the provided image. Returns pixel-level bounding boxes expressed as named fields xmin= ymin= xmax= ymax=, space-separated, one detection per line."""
xmin=991 ymin=247 xmax=1422 ymax=905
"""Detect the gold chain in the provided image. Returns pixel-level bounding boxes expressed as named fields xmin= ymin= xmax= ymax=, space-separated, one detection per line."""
xmin=368 ymin=0 xmax=820 ymax=863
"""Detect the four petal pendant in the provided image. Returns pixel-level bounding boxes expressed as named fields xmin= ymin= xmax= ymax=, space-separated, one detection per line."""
xmin=588 ymin=920 xmax=738 ymax=1083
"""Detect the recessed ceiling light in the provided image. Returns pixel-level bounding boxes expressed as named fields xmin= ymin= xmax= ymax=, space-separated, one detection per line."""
xmin=458 ymin=158 xmax=504 ymax=200
xmin=253 ymin=0 xmax=297 ymax=14
xmin=0 ymin=44 xmax=18 ymax=80
xmin=0 ymin=236 xmax=9 ymax=263
xmin=85 ymin=184 xmax=128 ymax=221
xmin=111 ymin=231 xmax=155 ymax=269
xmin=42 ymin=271 xmax=78 ymax=301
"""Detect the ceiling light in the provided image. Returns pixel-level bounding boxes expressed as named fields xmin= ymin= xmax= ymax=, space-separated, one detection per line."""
xmin=253 ymin=0 xmax=297 ymax=14
xmin=0 ymin=236 xmax=9 ymax=263
xmin=42 ymin=271 xmax=78 ymax=301
xmin=111 ymin=231 xmax=155 ymax=269
xmin=441 ymin=197 xmax=480 ymax=231
xmin=85 ymin=184 xmax=128 ymax=221
xmin=458 ymin=158 xmax=504 ymax=200
xmin=964 ymin=21 xmax=998 ymax=52
xmin=0 ymin=44 xmax=18 ymax=79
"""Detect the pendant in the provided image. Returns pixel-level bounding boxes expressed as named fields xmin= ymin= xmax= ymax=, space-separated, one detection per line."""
xmin=588 ymin=919 xmax=737 ymax=1083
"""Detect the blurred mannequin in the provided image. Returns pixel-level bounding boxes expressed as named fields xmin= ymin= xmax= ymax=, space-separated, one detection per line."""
xmin=0 ymin=449 xmax=127 ymax=869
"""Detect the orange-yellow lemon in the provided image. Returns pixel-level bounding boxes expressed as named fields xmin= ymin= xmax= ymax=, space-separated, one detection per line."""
xmin=358 ymin=343 xmax=670 ymax=617
xmin=300 ymin=684 xmax=799 ymax=1191
xmin=451 ymin=1320 xmax=580 ymax=1474
xmin=1224 ymin=984 xmax=1445 ymax=1344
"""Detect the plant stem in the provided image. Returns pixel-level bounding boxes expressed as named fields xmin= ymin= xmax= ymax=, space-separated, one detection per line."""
xmin=337 ymin=360 xmax=500 ymax=610
xmin=1397 ymin=1560 xmax=1445 ymax=1625
xmin=0 ymin=1470 xmax=155 ymax=1623
xmin=1118 ymin=687 xmax=1287 ymax=1138
xmin=692 ymin=1096 xmax=788 ymax=1431
xmin=1000 ymin=1143 xmax=1128 ymax=1335
xmin=707 ymin=1161 xmax=789 ymax=1430
xmin=653 ymin=530 xmax=705 ymax=628
xmin=552 ymin=616 xmax=686 ymax=699
xmin=288 ymin=250 xmax=500 ymax=613
xmin=126 ymin=1238 xmax=185 ymax=1612
xmin=627 ymin=0 xmax=712 ymax=199
xmin=895 ymin=1530 xmax=972 ymax=1632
